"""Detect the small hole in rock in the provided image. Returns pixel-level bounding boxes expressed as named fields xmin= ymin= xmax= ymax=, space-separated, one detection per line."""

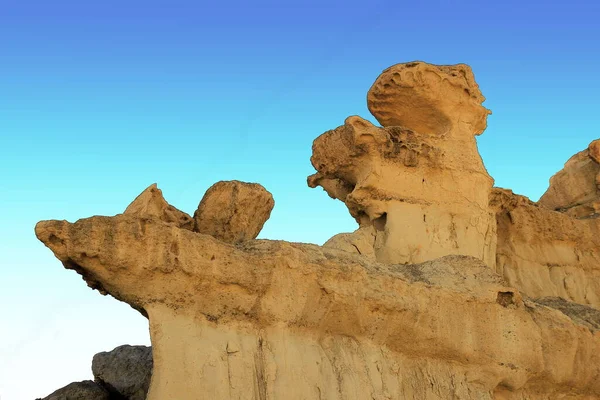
xmin=497 ymin=292 xmax=515 ymax=307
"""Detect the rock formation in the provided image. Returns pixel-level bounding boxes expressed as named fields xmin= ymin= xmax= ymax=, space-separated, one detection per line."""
xmin=124 ymin=183 xmax=194 ymax=230
xmin=35 ymin=62 xmax=600 ymax=399
xmin=193 ymin=180 xmax=274 ymax=244
xmin=92 ymin=345 xmax=153 ymax=400
xmin=309 ymin=62 xmax=496 ymax=266
xmin=38 ymin=381 xmax=110 ymax=400
xmin=491 ymin=188 xmax=600 ymax=308
xmin=38 ymin=345 xmax=152 ymax=400
xmin=34 ymin=214 xmax=600 ymax=399
xmin=538 ymin=139 xmax=600 ymax=219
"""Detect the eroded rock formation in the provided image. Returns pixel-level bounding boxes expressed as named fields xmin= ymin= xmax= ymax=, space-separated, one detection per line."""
xmin=124 ymin=183 xmax=194 ymax=230
xmin=491 ymin=188 xmax=600 ymax=308
xmin=33 ymin=215 xmax=600 ymax=399
xmin=35 ymin=62 xmax=600 ymax=399
xmin=193 ymin=180 xmax=274 ymax=244
xmin=309 ymin=62 xmax=496 ymax=266
xmin=538 ymin=139 xmax=600 ymax=219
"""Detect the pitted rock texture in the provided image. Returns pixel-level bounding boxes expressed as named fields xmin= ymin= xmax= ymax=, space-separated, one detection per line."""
xmin=309 ymin=62 xmax=496 ymax=266
xmin=491 ymin=188 xmax=600 ymax=308
xmin=538 ymin=139 xmax=600 ymax=219
xmin=124 ymin=183 xmax=193 ymax=230
xmin=38 ymin=380 xmax=110 ymax=400
xmin=366 ymin=61 xmax=491 ymax=135
xmin=193 ymin=180 xmax=274 ymax=244
xmin=308 ymin=113 xmax=496 ymax=266
xmin=92 ymin=345 xmax=152 ymax=400
xmin=35 ymin=214 xmax=600 ymax=399
xmin=34 ymin=62 xmax=600 ymax=400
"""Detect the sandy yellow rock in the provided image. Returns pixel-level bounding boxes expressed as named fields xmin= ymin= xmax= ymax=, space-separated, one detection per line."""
xmin=491 ymin=188 xmax=600 ymax=308
xmin=35 ymin=215 xmax=600 ymax=399
xmin=193 ymin=180 xmax=274 ymax=244
xmin=366 ymin=61 xmax=491 ymax=135
xmin=589 ymin=139 xmax=600 ymax=164
xmin=309 ymin=62 xmax=496 ymax=266
xmin=538 ymin=139 xmax=600 ymax=219
xmin=34 ymin=61 xmax=600 ymax=400
xmin=124 ymin=183 xmax=193 ymax=230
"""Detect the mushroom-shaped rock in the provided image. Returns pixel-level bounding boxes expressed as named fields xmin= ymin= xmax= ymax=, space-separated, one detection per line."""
xmin=309 ymin=62 xmax=496 ymax=266
xmin=367 ymin=61 xmax=491 ymax=136
xmin=538 ymin=139 xmax=600 ymax=218
xmin=193 ymin=180 xmax=274 ymax=244
xmin=124 ymin=183 xmax=194 ymax=230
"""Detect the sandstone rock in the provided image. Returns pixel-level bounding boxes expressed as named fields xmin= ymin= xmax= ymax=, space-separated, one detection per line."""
xmin=35 ymin=214 xmax=600 ymax=399
xmin=322 ymin=225 xmax=377 ymax=259
xmin=39 ymin=380 xmax=110 ymax=400
xmin=34 ymin=62 xmax=600 ymax=400
xmin=124 ymin=183 xmax=194 ymax=230
xmin=490 ymin=188 xmax=600 ymax=308
xmin=309 ymin=64 xmax=496 ymax=266
xmin=193 ymin=180 xmax=274 ymax=244
xmin=366 ymin=61 xmax=491 ymax=135
xmin=92 ymin=345 xmax=152 ymax=400
xmin=538 ymin=139 xmax=600 ymax=218
xmin=589 ymin=139 xmax=600 ymax=163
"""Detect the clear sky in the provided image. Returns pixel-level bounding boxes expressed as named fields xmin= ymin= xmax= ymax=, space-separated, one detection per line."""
xmin=1 ymin=0 xmax=599 ymax=398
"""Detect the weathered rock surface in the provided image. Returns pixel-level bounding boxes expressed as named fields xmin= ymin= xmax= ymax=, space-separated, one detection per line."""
xmin=309 ymin=62 xmax=496 ymax=266
xmin=367 ymin=61 xmax=491 ymax=135
xmin=92 ymin=345 xmax=152 ymax=400
xmin=124 ymin=183 xmax=194 ymax=230
xmin=538 ymin=139 xmax=600 ymax=219
xmin=35 ymin=215 xmax=600 ymax=399
xmin=491 ymin=188 xmax=600 ymax=308
xmin=39 ymin=380 xmax=110 ymax=400
xmin=534 ymin=297 xmax=600 ymax=331
xmin=35 ymin=62 xmax=600 ymax=400
xmin=322 ymin=225 xmax=377 ymax=259
xmin=193 ymin=180 xmax=274 ymax=244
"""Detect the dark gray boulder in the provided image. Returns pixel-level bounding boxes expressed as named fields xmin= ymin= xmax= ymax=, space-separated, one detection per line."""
xmin=92 ymin=345 xmax=152 ymax=400
xmin=39 ymin=380 xmax=110 ymax=400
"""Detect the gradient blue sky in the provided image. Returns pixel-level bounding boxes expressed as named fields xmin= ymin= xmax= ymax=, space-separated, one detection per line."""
xmin=1 ymin=0 xmax=599 ymax=398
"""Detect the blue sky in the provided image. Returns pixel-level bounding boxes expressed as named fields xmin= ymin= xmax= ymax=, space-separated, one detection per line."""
xmin=1 ymin=0 xmax=599 ymax=398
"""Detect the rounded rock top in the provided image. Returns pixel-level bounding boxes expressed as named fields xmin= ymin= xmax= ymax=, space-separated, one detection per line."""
xmin=367 ymin=61 xmax=491 ymax=136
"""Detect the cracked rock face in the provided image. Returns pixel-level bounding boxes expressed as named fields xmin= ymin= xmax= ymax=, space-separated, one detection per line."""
xmin=193 ymin=180 xmax=274 ymax=244
xmin=309 ymin=62 xmax=495 ymax=266
xmin=538 ymin=139 xmax=600 ymax=219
